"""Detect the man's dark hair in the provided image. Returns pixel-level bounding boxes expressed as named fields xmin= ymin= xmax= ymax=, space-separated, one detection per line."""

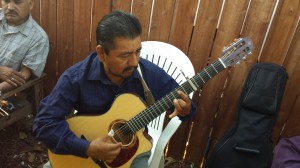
xmin=96 ymin=10 xmax=142 ymax=54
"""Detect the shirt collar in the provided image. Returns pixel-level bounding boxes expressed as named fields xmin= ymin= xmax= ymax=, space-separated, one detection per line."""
xmin=87 ymin=51 xmax=141 ymax=85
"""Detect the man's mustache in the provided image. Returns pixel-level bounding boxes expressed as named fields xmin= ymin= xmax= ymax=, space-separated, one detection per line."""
xmin=123 ymin=66 xmax=137 ymax=73
xmin=5 ymin=10 xmax=18 ymax=15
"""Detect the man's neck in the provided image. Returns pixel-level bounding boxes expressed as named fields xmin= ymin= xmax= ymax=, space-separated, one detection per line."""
xmin=107 ymin=75 xmax=124 ymax=86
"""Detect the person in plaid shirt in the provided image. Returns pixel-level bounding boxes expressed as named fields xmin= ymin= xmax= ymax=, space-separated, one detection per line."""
xmin=0 ymin=0 xmax=49 ymax=93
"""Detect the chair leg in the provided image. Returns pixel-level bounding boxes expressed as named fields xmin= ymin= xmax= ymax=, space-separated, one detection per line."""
xmin=149 ymin=154 xmax=164 ymax=168
xmin=33 ymin=81 xmax=44 ymax=115
xmin=158 ymin=155 xmax=164 ymax=168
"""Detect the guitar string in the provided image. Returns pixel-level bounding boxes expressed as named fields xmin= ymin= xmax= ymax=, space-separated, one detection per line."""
xmin=111 ymin=60 xmax=226 ymax=143
xmin=114 ymin=58 xmax=232 ymax=144
xmin=110 ymin=46 xmax=250 ymax=143
xmin=111 ymin=59 xmax=227 ymax=143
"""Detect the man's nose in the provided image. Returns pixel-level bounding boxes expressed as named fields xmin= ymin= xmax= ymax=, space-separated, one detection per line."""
xmin=7 ymin=2 xmax=16 ymax=10
xmin=128 ymin=54 xmax=139 ymax=67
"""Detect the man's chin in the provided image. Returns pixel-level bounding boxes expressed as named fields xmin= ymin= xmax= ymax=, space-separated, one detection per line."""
xmin=5 ymin=16 xmax=19 ymax=23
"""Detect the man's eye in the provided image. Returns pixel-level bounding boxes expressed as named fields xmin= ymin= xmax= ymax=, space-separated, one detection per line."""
xmin=14 ymin=0 xmax=21 ymax=4
xmin=122 ymin=54 xmax=131 ymax=57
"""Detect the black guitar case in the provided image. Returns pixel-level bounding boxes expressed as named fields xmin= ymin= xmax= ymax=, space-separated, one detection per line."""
xmin=204 ymin=62 xmax=288 ymax=168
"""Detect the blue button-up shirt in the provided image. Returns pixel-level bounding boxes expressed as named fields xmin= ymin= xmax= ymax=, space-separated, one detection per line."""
xmin=33 ymin=51 xmax=196 ymax=157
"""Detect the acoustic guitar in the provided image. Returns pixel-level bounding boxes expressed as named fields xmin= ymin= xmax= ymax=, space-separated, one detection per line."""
xmin=48 ymin=38 xmax=254 ymax=168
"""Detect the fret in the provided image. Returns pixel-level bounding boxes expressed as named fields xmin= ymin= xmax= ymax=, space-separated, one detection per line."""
xmin=198 ymin=75 xmax=205 ymax=84
xmin=138 ymin=113 xmax=147 ymax=126
xmin=166 ymin=92 xmax=176 ymax=102
xmin=183 ymin=82 xmax=194 ymax=94
xmin=211 ymin=64 xmax=219 ymax=73
xmin=181 ymin=85 xmax=188 ymax=94
xmin=204 ymin=68 xmax=212 ymax=78
xmin=134 ymin=115 xmax=144 ymax=130
xmin=147 ymin=107 xmax=156 ymax=119
xmin=150 ymin=105 xmax=160 ymax=120
xmin=191 ymin=78 xmax=199 ymax=88
xmin=134 ymin=118 xmax=141 ymax=132
xmin=143 ymin=109 xmax=152 ymax=123
xmin=128 ymin=120 xmax=138 ymax=132
xmin=159 ymin=98 xmax=169 ymax=110
xmin=206 ymin=65 xmax=218 ymax=77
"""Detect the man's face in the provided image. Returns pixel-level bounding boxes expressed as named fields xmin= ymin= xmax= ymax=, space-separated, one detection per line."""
xmin=98 ymin=36 xmax=142 ymax=84
xmin=2 ymin=0 xmax=33 ymax=26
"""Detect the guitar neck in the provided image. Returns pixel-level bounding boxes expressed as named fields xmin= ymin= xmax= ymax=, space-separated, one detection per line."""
xmin=127 ymin=59 xmax=226 ymax=133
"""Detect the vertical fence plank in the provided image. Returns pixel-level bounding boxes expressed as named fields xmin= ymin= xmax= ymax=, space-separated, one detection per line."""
xmin=40 ymin=0 xmax=57 ymax=95
xmin=260 ymin=0 xmax=300 ymax=64
xmin=280 ymin=25 xmax=300 ymax=139
xmin=168 ymin=0 xmax=198 ymax=54
xmin=188 ymin=0 xmax=223 ymax=73
xmin=148 ymin=0 xmax=176 ymax=42
xmin=112 ymin=0 xmax=131 ymax=12
xmin=31 ymin=0 xmax=40 ymax=24
xmin=185 ymin=0 xmax=250 ymax=166
xmin=56 ymin=0 xmax=74 ymax=76
xmin=283 ymin=95 xmax=300 ymax=137
xmin=132 ymin=0 xmax=153 ymax=41
xmin=90 ymin=0 xmax=112 ymax=52
xmin=73 ymin=0 xmax=93 ymax=63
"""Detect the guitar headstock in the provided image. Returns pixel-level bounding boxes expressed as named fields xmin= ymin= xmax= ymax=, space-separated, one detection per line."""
xmin=220 ymin=38 xmax=254 ymax=67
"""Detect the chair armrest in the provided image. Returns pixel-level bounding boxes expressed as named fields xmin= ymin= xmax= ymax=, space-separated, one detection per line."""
xmin=1 ymin=73 xmax=47 ymax=99
xmin=148 ymin=116 xmax=182 ymax=168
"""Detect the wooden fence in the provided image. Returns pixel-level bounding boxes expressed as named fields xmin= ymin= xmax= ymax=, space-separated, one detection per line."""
xmin=3 ymin=0 xmax=300 ymax=167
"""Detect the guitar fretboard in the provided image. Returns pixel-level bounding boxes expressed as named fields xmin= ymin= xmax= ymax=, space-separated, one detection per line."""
xmin=126 ymin=59 xmax=226 ymax=133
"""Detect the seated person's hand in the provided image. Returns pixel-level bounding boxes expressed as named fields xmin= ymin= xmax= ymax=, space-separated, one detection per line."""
xmin=169 ymin=90 xmax=191 ymax=118
xmin=0 ymin=66 xmax=26 ymax=87
xmin=87 ymin=135 xmax=122 ymax=163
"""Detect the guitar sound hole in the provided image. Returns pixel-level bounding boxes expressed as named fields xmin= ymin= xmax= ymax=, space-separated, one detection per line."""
xmin=110 ymin=120 xmax=135 ymax=148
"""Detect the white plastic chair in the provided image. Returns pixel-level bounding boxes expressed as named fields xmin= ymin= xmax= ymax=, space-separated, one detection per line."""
xmin=140 ymin=41 xmax=195 ymax=168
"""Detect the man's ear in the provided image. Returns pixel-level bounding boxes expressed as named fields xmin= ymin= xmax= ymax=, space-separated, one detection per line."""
xmin=96 ymin=45 xmax=106 ymax=62
xmin=29 ymin=0 xmax=34 ymax=10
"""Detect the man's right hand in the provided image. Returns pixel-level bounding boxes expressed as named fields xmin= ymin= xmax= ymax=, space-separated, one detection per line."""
xmin=87 ymin=135 xmax=122 ymax=163
xmin=0 ymin=66 xmax=26 ymax=86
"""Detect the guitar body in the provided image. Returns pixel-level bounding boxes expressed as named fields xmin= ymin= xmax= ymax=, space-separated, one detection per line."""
xmin=48 ymin=93 xmax=152 ymax=168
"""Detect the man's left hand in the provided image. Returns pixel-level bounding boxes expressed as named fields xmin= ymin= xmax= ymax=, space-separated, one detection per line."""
xmin=169 ymin=90 xmax=191 ymax=118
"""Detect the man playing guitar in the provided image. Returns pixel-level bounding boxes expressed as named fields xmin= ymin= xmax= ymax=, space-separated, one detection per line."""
xmin=33 ymin=10 xmax=196 ymax=168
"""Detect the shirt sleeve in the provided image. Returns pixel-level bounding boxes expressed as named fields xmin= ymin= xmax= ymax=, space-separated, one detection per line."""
xmin=22 ymin=30 xmax=49 ymax=77
xmin=32 ymin=71 xmax=90 ymax=157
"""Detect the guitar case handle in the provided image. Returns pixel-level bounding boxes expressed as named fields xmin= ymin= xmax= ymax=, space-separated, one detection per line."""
xmin=234 ymin=145 xmax=260 ymax=154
